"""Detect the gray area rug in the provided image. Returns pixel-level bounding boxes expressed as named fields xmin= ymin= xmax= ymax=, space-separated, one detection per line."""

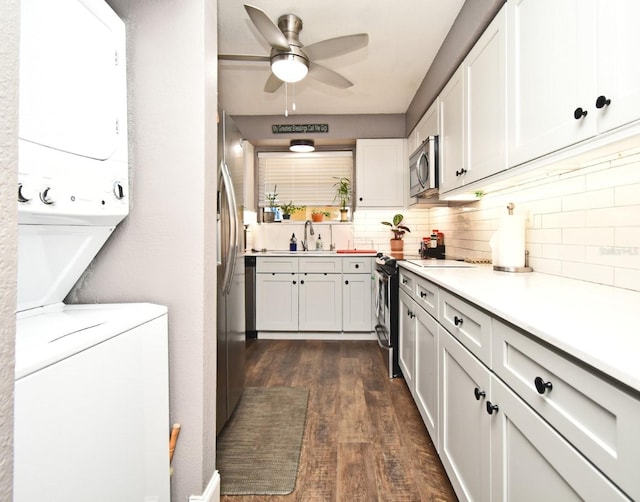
xmin=217 ymin=386 xmax=309 ymax=495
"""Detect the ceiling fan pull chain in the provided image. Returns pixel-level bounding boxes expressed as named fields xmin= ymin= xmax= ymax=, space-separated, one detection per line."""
xmin=292 ymin=83 xmax=297 ymax=112
xmin=284 ymin=82 xmax=288 ymax=117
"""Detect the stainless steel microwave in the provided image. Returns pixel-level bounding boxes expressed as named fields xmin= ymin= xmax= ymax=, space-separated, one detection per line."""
xmin=409 ymin=136 xmax=439 ymax=198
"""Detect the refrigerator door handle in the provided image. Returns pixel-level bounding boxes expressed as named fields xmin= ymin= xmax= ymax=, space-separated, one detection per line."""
xmin=219 ymin=159 xmax=239 ymax=295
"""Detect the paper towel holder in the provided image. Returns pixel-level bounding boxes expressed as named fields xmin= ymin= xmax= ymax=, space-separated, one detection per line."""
xmin=493 ymin=250 xmax=533 ymax=273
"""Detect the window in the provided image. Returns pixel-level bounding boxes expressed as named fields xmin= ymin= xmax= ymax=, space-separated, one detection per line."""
xmin=257 ymin=151 xmax=353 ymax=208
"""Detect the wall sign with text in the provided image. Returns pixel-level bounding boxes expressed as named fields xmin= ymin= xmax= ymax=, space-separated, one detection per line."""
xmin=272 ymin=124 xmax=329 ymax=134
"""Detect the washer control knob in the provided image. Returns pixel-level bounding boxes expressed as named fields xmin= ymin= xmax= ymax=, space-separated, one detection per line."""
xmin=39 ymin=187 xmax=55 ymax=205
xmin=113 ymin=181 xmax=125 ymax=200
xmin=18 ymin=183 xmax=33 ymax=203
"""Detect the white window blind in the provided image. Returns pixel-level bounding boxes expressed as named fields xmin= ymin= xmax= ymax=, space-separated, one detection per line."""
xmin=257 ymin=151 xmax=353 ymax=207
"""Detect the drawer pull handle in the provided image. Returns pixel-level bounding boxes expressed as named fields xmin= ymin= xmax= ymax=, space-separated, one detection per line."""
xmin=420 ymin=291 xmax=427 ymax=298
xmin=407 ymin=309 xmax=415 ymax=319
xmin=474 ymin=387 xmax=486 ymax=400
xmin=534 ymin=376 xmax=553 ymax=394
xmin=486 ymin=401 xmax=499 ymax=415
xmin=454 ymin=316 xmax=463 ymax=326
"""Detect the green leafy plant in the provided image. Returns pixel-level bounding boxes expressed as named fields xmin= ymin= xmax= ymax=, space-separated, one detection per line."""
xmin=381 ymin=213 xmax=411 ymax=240
xmin=332 ymin=176 xmax=352 ymax=211
xmin=312 ymin=209 xmax=331 ymax=217
xmin=265 ymin=184 xmax=278 ymax=209
xmin=279 ymin=202 xmax=304 ymax=215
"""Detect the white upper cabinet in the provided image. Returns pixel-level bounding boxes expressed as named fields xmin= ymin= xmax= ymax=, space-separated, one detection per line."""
xmin=438 ymin=65 xmax=465 ymax=193
xmin=355 ymin=138 xmax=406 ymax=207
xmin=464 ymin=6 xmax=507 ymax=184
xmin=595 ymin=0 xmax=640 ymax=134
xmin=507 ymin=0 xmax=640 ymax=168
xmin=410 ymin=99 xmax=439 ymax=153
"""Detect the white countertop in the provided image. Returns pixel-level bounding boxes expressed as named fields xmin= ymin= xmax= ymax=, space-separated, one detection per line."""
xmin=247 ymin=250 xmax=378 ymax=257
xmin=399 ymin=261 xmax=640 ymax=395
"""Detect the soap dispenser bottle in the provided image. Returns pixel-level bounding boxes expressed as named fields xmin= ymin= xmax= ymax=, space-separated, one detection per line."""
xmin=316 ymin=234 xmax=323 ymax=250
xmin=289 ymin=233 xmax=297 ymax=251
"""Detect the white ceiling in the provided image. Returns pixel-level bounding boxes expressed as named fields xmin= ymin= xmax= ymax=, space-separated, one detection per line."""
xmin=217 ymin=0 xmax=466 ymax=117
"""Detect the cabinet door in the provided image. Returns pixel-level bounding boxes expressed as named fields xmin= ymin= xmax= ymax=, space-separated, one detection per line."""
xmin=256 ymin=273 xmax=298 ymax=330
xmin=342 ymin=273 xmax=373 ymax=332
xmin=414 ymin=307 xmax=439 ymax=449
xmin=595 ymin=0 xmax=640 ymax=134
xmin=507 ymin=0 xmax=596 ymax=168
xmin=439 ymin=65 xmax=465 ymax=193
xmin=298 ymin=274 xmax=342 ymax=331
xmin=414 ymin=99 xmax=439 ymax=151
xmin=398 ymin=290 xmax=416 ymax=393
xmin=439 ymin=328 xmax=491 ymax=502
xmin=490 ymin=375 xmax=630 ymax=502
xmin=464 ymin=6 xmax=507 ymax=184
xmin=355 ymin=139 xmax=405 ymax=207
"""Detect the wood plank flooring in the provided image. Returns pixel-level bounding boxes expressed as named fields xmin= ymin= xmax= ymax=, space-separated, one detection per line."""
xmin=219 ymin=339 xmax=457 ymax=502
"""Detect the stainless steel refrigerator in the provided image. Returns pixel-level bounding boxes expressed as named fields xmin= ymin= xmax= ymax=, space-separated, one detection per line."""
xmin=216 ymin=109 xmax=245 ymax=434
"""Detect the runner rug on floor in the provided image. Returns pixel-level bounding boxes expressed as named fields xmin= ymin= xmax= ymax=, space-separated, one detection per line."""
xmin=217 ymin=386 xmax=309 ymax=495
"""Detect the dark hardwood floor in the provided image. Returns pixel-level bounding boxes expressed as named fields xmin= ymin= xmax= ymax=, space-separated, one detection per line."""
xmin=219 ymin=339 xmax=457 ymax=502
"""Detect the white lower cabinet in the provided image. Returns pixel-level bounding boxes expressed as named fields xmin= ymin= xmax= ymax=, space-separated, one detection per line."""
xmin=398 ymin=290 xmax=416 ymax=392
xmin=298 ymin=273 xmax=342 ymax=331
xmin=255 ymin=256 xmax=374 ymax=333
xmin=398 ymin=265 xmax=637 ymax=502
xmin=439 ymin=329 xmax=491 ymax=502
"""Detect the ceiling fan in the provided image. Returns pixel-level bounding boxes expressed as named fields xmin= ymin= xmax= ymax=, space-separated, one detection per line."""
xmin=219 ymin=4 xmax=369 ymax=93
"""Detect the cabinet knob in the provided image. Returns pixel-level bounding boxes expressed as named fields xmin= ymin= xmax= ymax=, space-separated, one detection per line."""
xmin=402 ymin=279 xmax=408 ymax=285
xmin=344 ymin=280 xmax=349 ymax=285
xmin=595 ymin=95 xmax=611 ymax=109
xmin=359 ymin=197 xmax=363 ymax=202
xmin=355 ymin=264 xmax=360 ymax=269
xmin=455 ymin=168 xmax=467 ymax=177
xmin=573 ymin=107 xmax=588 ymax=120
xmin=534 ymin=376 xmax=553 ymax=394
xmin=292 ymin=280 xmax=297 ymax=284
xmin=407 ymin=309 xmax=415 ymax=319
xmin=454 ymin=316 xmax=463 ymax=327
xmin=420 ymin=291 xmax=427 ymax=298
xmin=474 ymin=387 xmax=486 ymax=400
xmin=486 ymin=401 xmax=499 ymax=415
xmin=300 ymin=279 xmax=305 ymax=285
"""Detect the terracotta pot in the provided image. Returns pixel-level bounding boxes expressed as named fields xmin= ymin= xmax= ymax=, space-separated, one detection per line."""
xmin=312 ymin=213 xmax=324 ymax=222
xmin=390 ymin=238 xmax=404 ymax=252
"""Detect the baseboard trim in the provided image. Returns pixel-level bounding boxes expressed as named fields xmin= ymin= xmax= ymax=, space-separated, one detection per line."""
xmin=257 ymin=331 xmax=376 ymax=341
xmin=189 ymin=470 xmax=220 ymax=502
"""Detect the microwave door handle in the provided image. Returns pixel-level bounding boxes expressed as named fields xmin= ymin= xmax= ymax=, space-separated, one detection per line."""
xmin=416 ymin=152 xmax=428 ymax=187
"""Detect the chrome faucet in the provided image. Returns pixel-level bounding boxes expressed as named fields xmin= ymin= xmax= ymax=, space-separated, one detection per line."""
xmin=302 ymin=220 xmax=315 ymax=251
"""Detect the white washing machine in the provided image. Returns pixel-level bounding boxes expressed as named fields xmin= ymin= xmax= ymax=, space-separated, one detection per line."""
xmin=14 ymin=1 xmax=170 ymax=501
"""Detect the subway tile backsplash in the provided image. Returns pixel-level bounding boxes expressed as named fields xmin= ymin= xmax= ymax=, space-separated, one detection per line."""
xmin=254 ymin=145 xmax=639 ymax=292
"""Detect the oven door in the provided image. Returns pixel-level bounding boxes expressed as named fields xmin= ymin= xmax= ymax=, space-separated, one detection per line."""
xmin=373 ymin=268 xmax=395 ymax=377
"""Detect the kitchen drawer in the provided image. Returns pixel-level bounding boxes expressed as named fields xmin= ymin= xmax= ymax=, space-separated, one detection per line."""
xmin=439 ymin=289 xmax=491 ymax=366
xmin=415 ymin=276 xmax=438 ymax=319
xmin=299 ymin=257 xmax=341 ymax=274
xmin=256 ymin=257 xmax=298 ymax=273
xmin=492 ymin=320 xmax=640 ymax=501
xmin=399 ymin=268 xmax=417 ymax=296
xmin=343 ymin=257 xmax=372 ymax=274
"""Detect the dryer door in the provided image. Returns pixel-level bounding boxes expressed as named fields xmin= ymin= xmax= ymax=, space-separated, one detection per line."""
xmin=19 ymin=0 xmax=125 ymax=160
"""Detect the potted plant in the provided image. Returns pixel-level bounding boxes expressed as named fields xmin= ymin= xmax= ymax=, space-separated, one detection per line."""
xmin=333 ymin=176 xmax=351 ymax=222
xmin=264 ymin=185 xmax=278 ymax=222
xmin=381 ymin=213 xmax=410 ymax=252
xmin=311 ymin=209 xmax=331 ymax=222
xmin=279 ymin=202 xmax=304 ymax=220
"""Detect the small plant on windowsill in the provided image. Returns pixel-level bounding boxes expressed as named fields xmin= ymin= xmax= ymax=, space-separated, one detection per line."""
xmin=333 ymin=176 xmax=351 ymax=222
xmin=311 ymin=209 xmax=331 ymax=222
xmin=264 ymin=185 xmax=278 ymax=222
xmin=279 ymin=202 xmax=304 ymax=220
xmin=381 ymin=213 xmax=410 ymax=252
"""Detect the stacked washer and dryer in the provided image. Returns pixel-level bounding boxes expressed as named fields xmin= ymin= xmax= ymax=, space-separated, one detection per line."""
xmin=14 ymin=1 xmax=170 ymax=501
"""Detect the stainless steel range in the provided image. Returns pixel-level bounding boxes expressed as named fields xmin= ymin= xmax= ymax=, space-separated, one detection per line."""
xmin=374 ymin=254 xmax=401 ymax=378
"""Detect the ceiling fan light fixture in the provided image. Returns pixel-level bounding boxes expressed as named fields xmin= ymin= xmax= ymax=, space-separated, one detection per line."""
xmin=271 ymin=53 xmax=308 ymax=83
xmin=289 ymin=139 xmax=315 ymax=153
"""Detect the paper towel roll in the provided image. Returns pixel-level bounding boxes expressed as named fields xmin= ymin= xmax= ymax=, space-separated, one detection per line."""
xmin=495 ymin=214 xmax=525 ymax=268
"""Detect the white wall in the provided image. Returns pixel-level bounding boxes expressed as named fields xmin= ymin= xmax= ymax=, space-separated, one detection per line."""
xmin=68 ymin=0 xmax=219 ymax=499
xmin=430 ymin=145 xmax=640 ymax=291
xmin=0 ymin=0 xmax=19 ymax=498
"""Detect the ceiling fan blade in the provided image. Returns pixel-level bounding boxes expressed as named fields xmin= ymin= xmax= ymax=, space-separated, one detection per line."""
xmin=308 ymin=62 xmax=353 ymax=89
xmin=264 ymin=72 xmax=284 ymax=93
xmin=304 ymin=33 xmax=369 ymax=61
xmin=218 ymin=54 xmax=270 ymax=62
xmin=244 ymin=4 xmax=290 ymax=51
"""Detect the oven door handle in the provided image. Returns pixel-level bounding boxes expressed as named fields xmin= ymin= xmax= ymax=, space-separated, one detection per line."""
xmin=375 ymin=324 xmax=391 ymax=350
